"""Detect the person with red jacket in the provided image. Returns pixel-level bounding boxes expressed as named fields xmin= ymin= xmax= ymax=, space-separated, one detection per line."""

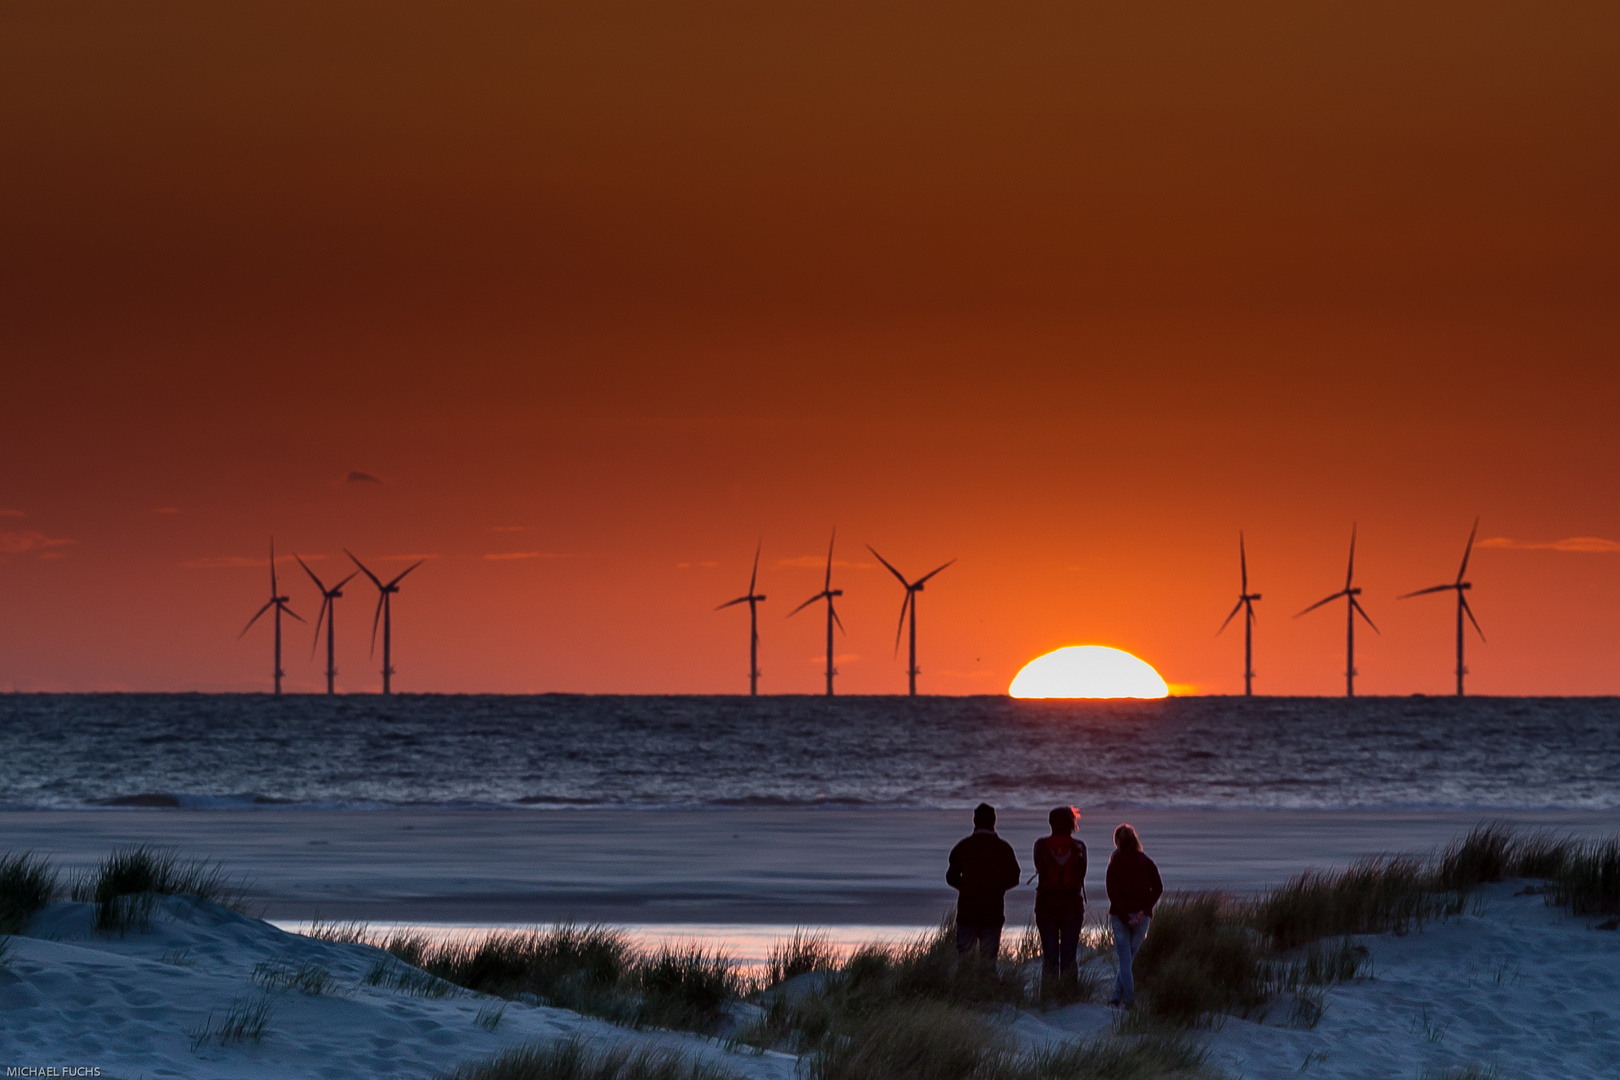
xmin=946 ymin=802 xmax=1021 ymax=972
xmin=1032 ymin=805 xmax=1087 ymax=989
xmin=1105 ymin=823 xmax=1162 ymax=1007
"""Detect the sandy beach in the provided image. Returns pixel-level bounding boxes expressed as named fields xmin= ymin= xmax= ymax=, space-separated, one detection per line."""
xmin=4 ymin=878 xmax=1616 ymax=1079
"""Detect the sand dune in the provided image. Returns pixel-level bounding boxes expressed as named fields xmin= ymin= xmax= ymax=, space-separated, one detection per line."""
xmin=3 ymin=882 xmax=1616 ymax=1079
xmin=1 ymin=897 xmax=795 ymax=1080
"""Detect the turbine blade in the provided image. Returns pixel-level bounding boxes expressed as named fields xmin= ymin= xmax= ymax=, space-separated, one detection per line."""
xmin=1345 ymin=524 xmax=1357 ymax=590
xmin=335 ymin=572 xmax=360 ymax=590
xmin=824 ymin=527 xmax=836 ymax=590
xmin=1398 ymin=584 xmax=1456 ymax=599
xmin=1216 ymin=597 xmax=1245 ymax=636
xmin=715 ymin=596 xmax=749 ymax=611
xmin=749 ymin=540 xmax=761 ymax=594
xmin=281 ymin=601 xmax=306 ymax=624
xmin=1239 ymin=531 xmax=1248 ymax=593
xmin=269 ymin=538 xmax=278 ymax=593
xmin=311 ymin=597 xmax=330 ymax=657
xmin=831 ymin=603 xmax=846 ymax=635
xmin=347 ymin=550 xmax=385 ymax=590
xmin=1295 ymin=591 xmax=1346 ymax=618
xmin=867 ymin=545 xmax=910 ymax=587
xmin=370 ymin=595 xmax=385 ymax=655
xmin=387 ymin=560 xmax=426 ymax=588
xmin=893 ymin=591 xmax=911 ymax=656
xmin=1351 ymin=596 xmax=1380 ymax=634
xmin=915 ymin=559 xmax=956 ymax=586
xmin=295 ymin=553 xmax=325 ymax=593
xmin=1457 ymin=516 xmax=1479 ymax=583
xmin=240 ymin=600 xmax=275 ymax=638
xmin=787 ymin=593 xmax=822 ymax=618
xmin=1461 ymin=595 xmax=1486 ymax=642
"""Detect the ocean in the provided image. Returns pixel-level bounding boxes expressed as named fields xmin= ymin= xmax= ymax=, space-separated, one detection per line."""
xmin=3 ymin=694 xmax=1617 ymax=812
xmin=4 ymin=695 xmax=1619 ymax=939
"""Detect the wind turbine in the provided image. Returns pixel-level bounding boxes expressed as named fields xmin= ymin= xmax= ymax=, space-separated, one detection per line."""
xmin=297 ymin=555 xmax=358 ymax=696
xmin=240 ymin=539 xmax=303 ymax=695
xmin=1399 ymin=518 xmax=1485 ymax=697
xmin=1216 ymin=532 xmax=1262 ymax=696
xmin=1296 ymin=526 xmax=1379 ymax=698
xmin=716 ymin=541 xmax=767 ymax=696
xmin=867 ymin=546 xmax=955 ymax=697
xmin=347 ymin=550 xmax=425 ymax=695
xmin=789 ymin=529 xmax=845 ymax=696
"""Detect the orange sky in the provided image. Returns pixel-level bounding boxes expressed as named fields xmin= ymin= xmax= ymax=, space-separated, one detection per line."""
xmin=2 ymin=1 xmax=1618 ymax=694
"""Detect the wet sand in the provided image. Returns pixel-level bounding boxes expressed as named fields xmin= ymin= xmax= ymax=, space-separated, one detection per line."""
xmin=6 ymin=806 xmax=1618 ymax=927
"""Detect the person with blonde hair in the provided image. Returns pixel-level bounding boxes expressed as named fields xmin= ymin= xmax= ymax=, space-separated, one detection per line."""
xmin=1105 ymin=823 xmax=1162 ymax=1008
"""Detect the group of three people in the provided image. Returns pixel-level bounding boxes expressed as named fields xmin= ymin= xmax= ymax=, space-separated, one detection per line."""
xmin=945 ymin=803 xmax=1162 ymax=1007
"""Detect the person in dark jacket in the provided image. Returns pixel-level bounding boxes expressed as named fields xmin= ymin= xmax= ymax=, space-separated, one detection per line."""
xmin=1032 ymin=805 xmax=1087 ymax=989
xmin=1105 ymin=823 xmax=1163 ymax=1007
xmin=946 ymin=803 xmax=1021 ymax=971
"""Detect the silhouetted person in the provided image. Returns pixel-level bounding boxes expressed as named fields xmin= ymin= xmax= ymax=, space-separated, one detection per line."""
xmin=1033 ymin=805 xmax=1087 ymax=990
xmin=946 ymin=802 xmax=1020 ymax=972
xmin=1105 ymin=823 xmax=1162 ymax=1007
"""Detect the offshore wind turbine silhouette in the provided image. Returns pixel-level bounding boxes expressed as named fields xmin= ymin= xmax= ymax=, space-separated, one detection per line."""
xmin=1216 ymin=532 xmax=1262 ymax=696
xmin=788 ymin=529 xmax=845 ymax=696
xmin=1296 ymin=526 xmax=1378 ymax=697
xmin=240 ymin=540 xmax=303 ymax=695
xmin=347 ymin=550 xmax=425 ymax=695
xmin=716 ymin=542 xmax=767 ymax=696
xmin=868 ymin=546 xmax=954 ymax=697
xmin=296 ymin=555 xmax=358 ymax=696
xmin=1399 ymin=518 xmax=1485 ymax=697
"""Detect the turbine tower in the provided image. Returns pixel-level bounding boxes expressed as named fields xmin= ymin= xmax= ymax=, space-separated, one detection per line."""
xmin=1296 ymin=525 xmax=1378 ymax=697
xmin=347 ymin=550 xmax=425 ymax=695
xmin=297 ymin=555 xmax=358 ymax=696
xmin=1399 ymin=518 xmax=1485 ymax=697
xmin=1216 ymin=532 xmax=1262 ymax=696
xmin=716 ymin=541 xmax=767 ymax=696
xmin=789 ymin=529 xmax=845 ymax=696
xmin=240 ymin=539 xmax=303 ymax=695
xmin=868 ymin=545 xmax=954 ymax=697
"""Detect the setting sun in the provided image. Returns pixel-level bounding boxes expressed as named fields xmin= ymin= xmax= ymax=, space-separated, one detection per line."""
xmin=1008 ymin=646 xmax=1170 ymax=699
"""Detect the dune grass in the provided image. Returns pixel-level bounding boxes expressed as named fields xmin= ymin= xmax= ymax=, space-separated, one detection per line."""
xmin=188 ymin=991 xmax=273 ymax=1050
xmin=441 ymin=1039 xmax=743 ymax=1080
xmin=72 ymin=846 xmax=243 ymax=932
xmin=1131 ymin=823 xmax=1620 ymax=1024
xmin=0 ymin=852 xmax=59 ymax=934
xmin=317 ymin=921 xmax=741 ymax=1033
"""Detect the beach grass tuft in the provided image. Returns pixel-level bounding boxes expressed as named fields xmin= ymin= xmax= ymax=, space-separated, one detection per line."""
xmin=440 ymin=1038 xmax=743 ymax=1080
xmin=633 ymin=944 xmax=744 ymax=1032
xmin=252 ymin=960 xmax=340 ymax=996
xmin=805 ymin=1001 xmax=997 ymax=1080
xmin=75 ymin=846 xmax=243 ymax=932
xmin=188 ymin=992 xmax=273 ymax=1050
xmin=0 ymin=852 xmax=59 ymax=934
xmin=767 ymin=928 xmax=837 ymax=986
xmin=1551 ymin=837 xmax=1620 ymax=916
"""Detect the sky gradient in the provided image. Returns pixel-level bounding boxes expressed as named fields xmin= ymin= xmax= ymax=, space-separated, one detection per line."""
xmin=3 ymin=1 xmax=1618 ymax=694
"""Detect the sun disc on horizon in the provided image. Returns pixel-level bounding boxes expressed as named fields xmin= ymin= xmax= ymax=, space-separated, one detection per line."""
xmin=1009 ymin=646 xmax=1170 ymax=699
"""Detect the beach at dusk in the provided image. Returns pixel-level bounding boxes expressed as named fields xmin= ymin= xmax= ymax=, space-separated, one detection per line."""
xmin=5 ymin=1 xmax=1620 ymax=1077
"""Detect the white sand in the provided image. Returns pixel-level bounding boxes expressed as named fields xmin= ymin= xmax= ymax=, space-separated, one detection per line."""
xmin=4 ymin=882 xmax=1616 ymax=1079
xmin=1018 ymin=881 xmax=1620 ymax=1079
xmin=0 ymin=897 xmax=797 ymax=1080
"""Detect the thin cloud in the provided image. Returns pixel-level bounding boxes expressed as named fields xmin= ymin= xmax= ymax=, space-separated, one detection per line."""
xmin=377 ymin=553 xmax=438 ymax=562
xmin=676 ymin=561 xmax=719 ymax=569
xmin=346 ymin=471 xmax=383 ymax=485
xmin=483 ymin=551 xmax=569 ymax=561
xmin=0 ymin=530 xmax=76 ymax=556
xmin=0 ymin=509 xmax=24 ymax=518
xmin=181 ymin=553 xmax=327 ymax=568
xmin=1477 ymin=536 xmax=1620 ymax=553
xmin=777 ymin=556 xmax=877 ymax=569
